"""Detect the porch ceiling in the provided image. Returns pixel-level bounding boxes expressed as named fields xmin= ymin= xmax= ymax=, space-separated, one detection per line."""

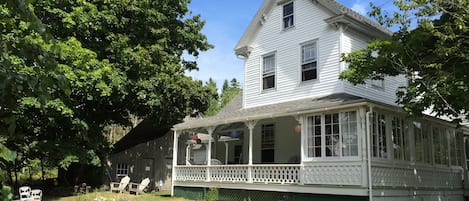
xmin=174 ymin=93 xmax=368 ymax=130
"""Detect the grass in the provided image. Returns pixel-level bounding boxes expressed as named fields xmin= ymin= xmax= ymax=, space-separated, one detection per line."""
xmin=46 ymin=191 xmax=194 ymax=201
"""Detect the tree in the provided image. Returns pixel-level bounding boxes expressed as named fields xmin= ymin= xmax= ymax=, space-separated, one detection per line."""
xmin=1 ymin=0 xmax=213 ymax=186
xmin=204 ymin=78 xmax=220 ymax=116
xmin=221 ymin=79 xmax=241 ymax=109
xmin=340 ymin=0 xmax=469 ymax=121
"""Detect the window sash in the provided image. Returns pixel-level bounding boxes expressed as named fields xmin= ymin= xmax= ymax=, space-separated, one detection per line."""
xmin=307 ymin=111 xmax=358 ymax=158
xmin=283 ymin=2 xmax=294 ymax=29
xmin=262 ymin=54 xmax=275 ymax=89
xmin=301 ymin=43 xmax=317 ymax=81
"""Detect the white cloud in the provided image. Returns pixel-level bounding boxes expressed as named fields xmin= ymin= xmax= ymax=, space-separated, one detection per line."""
xmin=351 ymin=1 xmax=367 ymax=16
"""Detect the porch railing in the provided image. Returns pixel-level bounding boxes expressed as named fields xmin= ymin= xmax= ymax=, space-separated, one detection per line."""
xmin=175 ymin=164 xmax=301 ymax=184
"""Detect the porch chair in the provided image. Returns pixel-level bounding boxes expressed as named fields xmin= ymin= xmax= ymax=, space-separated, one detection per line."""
xmin=31 ymin=189 xmax=42 ymax=201
xmin=110 ymin=175 xmax=130 ymax=193
xmin=129 ymin=178 xmax=150 ymax=195
xmin=19 ymin=186 xmax=31 ymax=201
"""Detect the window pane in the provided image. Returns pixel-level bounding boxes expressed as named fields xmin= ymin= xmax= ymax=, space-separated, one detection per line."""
xmin=263 ymin=75 xmax=275 ymax=89
xmin=341 ymin=111 xmax=358 ymax=157
xmin=283 ymin=2 xmax=293 ymax=16
xmin=302 ymin=43 xmax=316 ymax=63
xmin=263 ymin=54 xmax=275 ymax=74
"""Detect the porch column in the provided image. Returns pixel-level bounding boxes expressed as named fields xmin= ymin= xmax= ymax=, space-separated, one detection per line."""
xmin=171 ymin=130 xmax=180 ymax=196
xmin=245 ymin=120 xmax=257 ymax=183
xmin=206 ymin=126 xmax=215 ymax=182
xmin=296 ymin=115 xmax=305 ymax=185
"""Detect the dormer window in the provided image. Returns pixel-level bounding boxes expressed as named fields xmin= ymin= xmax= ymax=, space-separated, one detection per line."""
xmin=301 ymin=42 xmax=318 ymax=81
xmin=262 ymin=53 xmax=276 ymax=90
xmin=283 ymin=2 xmax=294 ymax=29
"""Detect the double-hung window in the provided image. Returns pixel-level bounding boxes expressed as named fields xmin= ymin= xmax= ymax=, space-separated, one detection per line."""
xmin=283 ymin=2 xmax=294 ymax=29
xmin=371 ymin=112 xmax=387 ymax=158
xmin=307 ymin=111 xmax=358 ymax=158
xmin=301 ymin=42 xmax=318 ymax=81
xmin=262 ymin=54 xmax=276 ymax=90
xmin=392 ymin=116 xmax=409 ymax=160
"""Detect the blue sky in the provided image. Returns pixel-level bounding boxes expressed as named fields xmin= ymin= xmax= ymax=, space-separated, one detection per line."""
xmin=187 ymin=0 xmax=392 ymax=89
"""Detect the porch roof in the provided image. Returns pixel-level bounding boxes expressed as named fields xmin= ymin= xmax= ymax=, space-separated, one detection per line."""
xmin=174 ymin=93 xmax=368 ymax=130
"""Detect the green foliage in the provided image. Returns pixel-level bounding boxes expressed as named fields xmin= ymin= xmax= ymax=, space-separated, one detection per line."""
xmin=1 ymin=0 xmax=213 ymax=185
xmin=203 ymin=78 xmax=241 ymax=117
xmin=205 ymin=188 xmax=218 ymax=201
xmin=340 ymin=0 xmax=469 ymax=120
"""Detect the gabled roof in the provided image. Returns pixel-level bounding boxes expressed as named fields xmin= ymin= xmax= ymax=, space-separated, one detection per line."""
xmin=112 ymin=119 xmax=171 ymax=153
xmin=235 ymin=0 xmax=392 ymax=56
xmin=173 ymin=92 xmax=368 ymax=130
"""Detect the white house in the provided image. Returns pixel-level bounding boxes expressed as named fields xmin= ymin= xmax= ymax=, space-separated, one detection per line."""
xmin=171 ymin=0 xmax=469 ymax=200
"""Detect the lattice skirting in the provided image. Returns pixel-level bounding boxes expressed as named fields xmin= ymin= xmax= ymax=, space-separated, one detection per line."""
xmin=173 ymin=187 xmax=367 ymax=201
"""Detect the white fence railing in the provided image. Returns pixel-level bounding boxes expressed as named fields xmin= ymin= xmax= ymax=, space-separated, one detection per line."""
xmin=175 ymin=164 xmax=301 ymax=184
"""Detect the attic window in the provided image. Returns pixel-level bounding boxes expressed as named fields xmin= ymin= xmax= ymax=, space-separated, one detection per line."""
xmin=283 ymin=2 xmax=294 ymax=29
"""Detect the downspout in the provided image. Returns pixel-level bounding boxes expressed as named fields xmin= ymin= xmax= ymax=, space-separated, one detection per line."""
xmin=366 ymin=106 xmax=373 ymax=201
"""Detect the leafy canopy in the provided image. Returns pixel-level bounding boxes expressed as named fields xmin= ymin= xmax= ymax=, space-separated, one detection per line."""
xmin=340 ymin=0 xmax=469 ymax=120
xmin=1 ymin=0 xmax=213 ymax=182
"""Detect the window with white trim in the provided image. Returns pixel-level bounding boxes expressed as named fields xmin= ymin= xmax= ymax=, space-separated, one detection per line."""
xmin=371 ymin=112 xmax=387 ymax=158
xmin=449 ymin=130 xmax=460 ymax=166
xmin=369 ymin=79 xmax=384 ymax=89
xmin=392 ymin=116 xmax=409 ymax=160
xmin=116 ymin=163 xmax=129 ymax=176
xmin=432 ymin=126 xmax=448 ymax=165
xmin=301 ymin=42 xmax=318 ymax=81
xmin=414 ymin=121 xmax=432 ymax=163
xmin=307 ymin=111 xmax=358 ymax=158
xmin=261 ymin=124 xmax=275 ymax=163
xmin=262 ymin=54 xmax=276 ymax=90
xmin=283 ymin=2 xmax=294 ymax=29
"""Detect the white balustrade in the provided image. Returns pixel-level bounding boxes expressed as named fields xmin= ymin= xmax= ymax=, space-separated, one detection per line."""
xmin=175 ymin=166 xmax=207 ymax=181
xmin=209 ymin=165 xmax=248 ymax=182
xmin=252 ymin=165 xmax=301 ymax=184
xmin=175 ymin=164 xmax=301 ymax=184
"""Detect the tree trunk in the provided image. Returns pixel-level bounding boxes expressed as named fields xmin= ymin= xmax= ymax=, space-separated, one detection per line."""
xmin=41 ymin=158 xmax=45 ymax=181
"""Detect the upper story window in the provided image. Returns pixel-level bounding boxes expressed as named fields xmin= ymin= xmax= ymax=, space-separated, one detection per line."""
xmin=262 ymin=53 xmax=276 ymax=90
xmin=301 ymin=42 xmax=318 ymax=81
xmin=283 ymin=2 xmax=294 ymax=29
xmin=369 ymin=79 xmax=384 ymax=89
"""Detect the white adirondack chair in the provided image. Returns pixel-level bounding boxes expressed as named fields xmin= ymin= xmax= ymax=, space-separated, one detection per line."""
xmin=19 ymin=186 xmax=31 ymax=201
xmin=129 ymin=178 xmax=150 ymax=195
xmin=31 ymin=189 xmax=42 ymax=201
xmin=110 ymin=176 xmax=130 ymax=193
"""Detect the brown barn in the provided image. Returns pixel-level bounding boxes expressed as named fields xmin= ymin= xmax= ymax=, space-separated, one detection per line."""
xmin=109 ymin=119 xmax=173 ymax=191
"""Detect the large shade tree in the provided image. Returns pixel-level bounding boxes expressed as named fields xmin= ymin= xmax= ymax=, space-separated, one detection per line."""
xmin=340 ymin=0 xmax=469 ymax=121
xmin=1 ymin=0 xmax=213 ymax=188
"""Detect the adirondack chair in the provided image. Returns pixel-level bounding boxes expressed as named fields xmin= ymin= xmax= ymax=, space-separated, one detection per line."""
xmin=31 ymin=189 xmax=42 ymax=201
xmin=19 ymin=186 xmax=31 ymax=201
xmin=129 ymin=178 xmax=150 ymax=195
xmin=110 ymin=176 xmax=130 ymax=193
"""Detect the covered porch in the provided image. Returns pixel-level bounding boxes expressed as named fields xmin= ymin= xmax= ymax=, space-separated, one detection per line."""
xmin=171 ymin=93 xmax=369 ymax=195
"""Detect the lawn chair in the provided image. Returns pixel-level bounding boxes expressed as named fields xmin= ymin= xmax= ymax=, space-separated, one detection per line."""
xmin=19 ymin=186 xmax=31 ymax=201
xmin=31 ymin=189 xmax=42 ymax=201
xmin=129 ymin=178 xmax=150 ymax=195
xmin=110 ymin=175 xmax=130 ymax=193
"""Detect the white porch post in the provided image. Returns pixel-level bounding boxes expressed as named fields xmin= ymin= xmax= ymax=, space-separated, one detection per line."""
xmin=171 ymin=130 xmax=179 ymax=196
xmin=206 ymin=126 xmax=215 ymax=182
xmin=296 ymin=115 xmax=305 ymax=185
xmin=224 ymin=142 xmax=229 ymax=165
xmin=245 ymin=120 xmax=257 ymax=183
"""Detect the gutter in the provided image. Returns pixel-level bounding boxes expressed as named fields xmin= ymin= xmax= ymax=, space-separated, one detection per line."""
xmin=173 ymin=101 xmax=370 ymax=130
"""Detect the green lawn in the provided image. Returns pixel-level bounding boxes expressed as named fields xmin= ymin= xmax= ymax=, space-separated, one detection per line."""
xmin=46 ymin=191 xmax=194 ymax=201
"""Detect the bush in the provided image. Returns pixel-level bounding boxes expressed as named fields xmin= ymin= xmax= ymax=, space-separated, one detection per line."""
xmin=205 ymin=188 xmax=218 ymax=201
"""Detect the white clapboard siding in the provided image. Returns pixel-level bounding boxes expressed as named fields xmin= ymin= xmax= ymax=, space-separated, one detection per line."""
xmin=341 ymin=28 xmax=407 ymax=106
xmin=243 ymin=0 xmax=342 ymax=108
